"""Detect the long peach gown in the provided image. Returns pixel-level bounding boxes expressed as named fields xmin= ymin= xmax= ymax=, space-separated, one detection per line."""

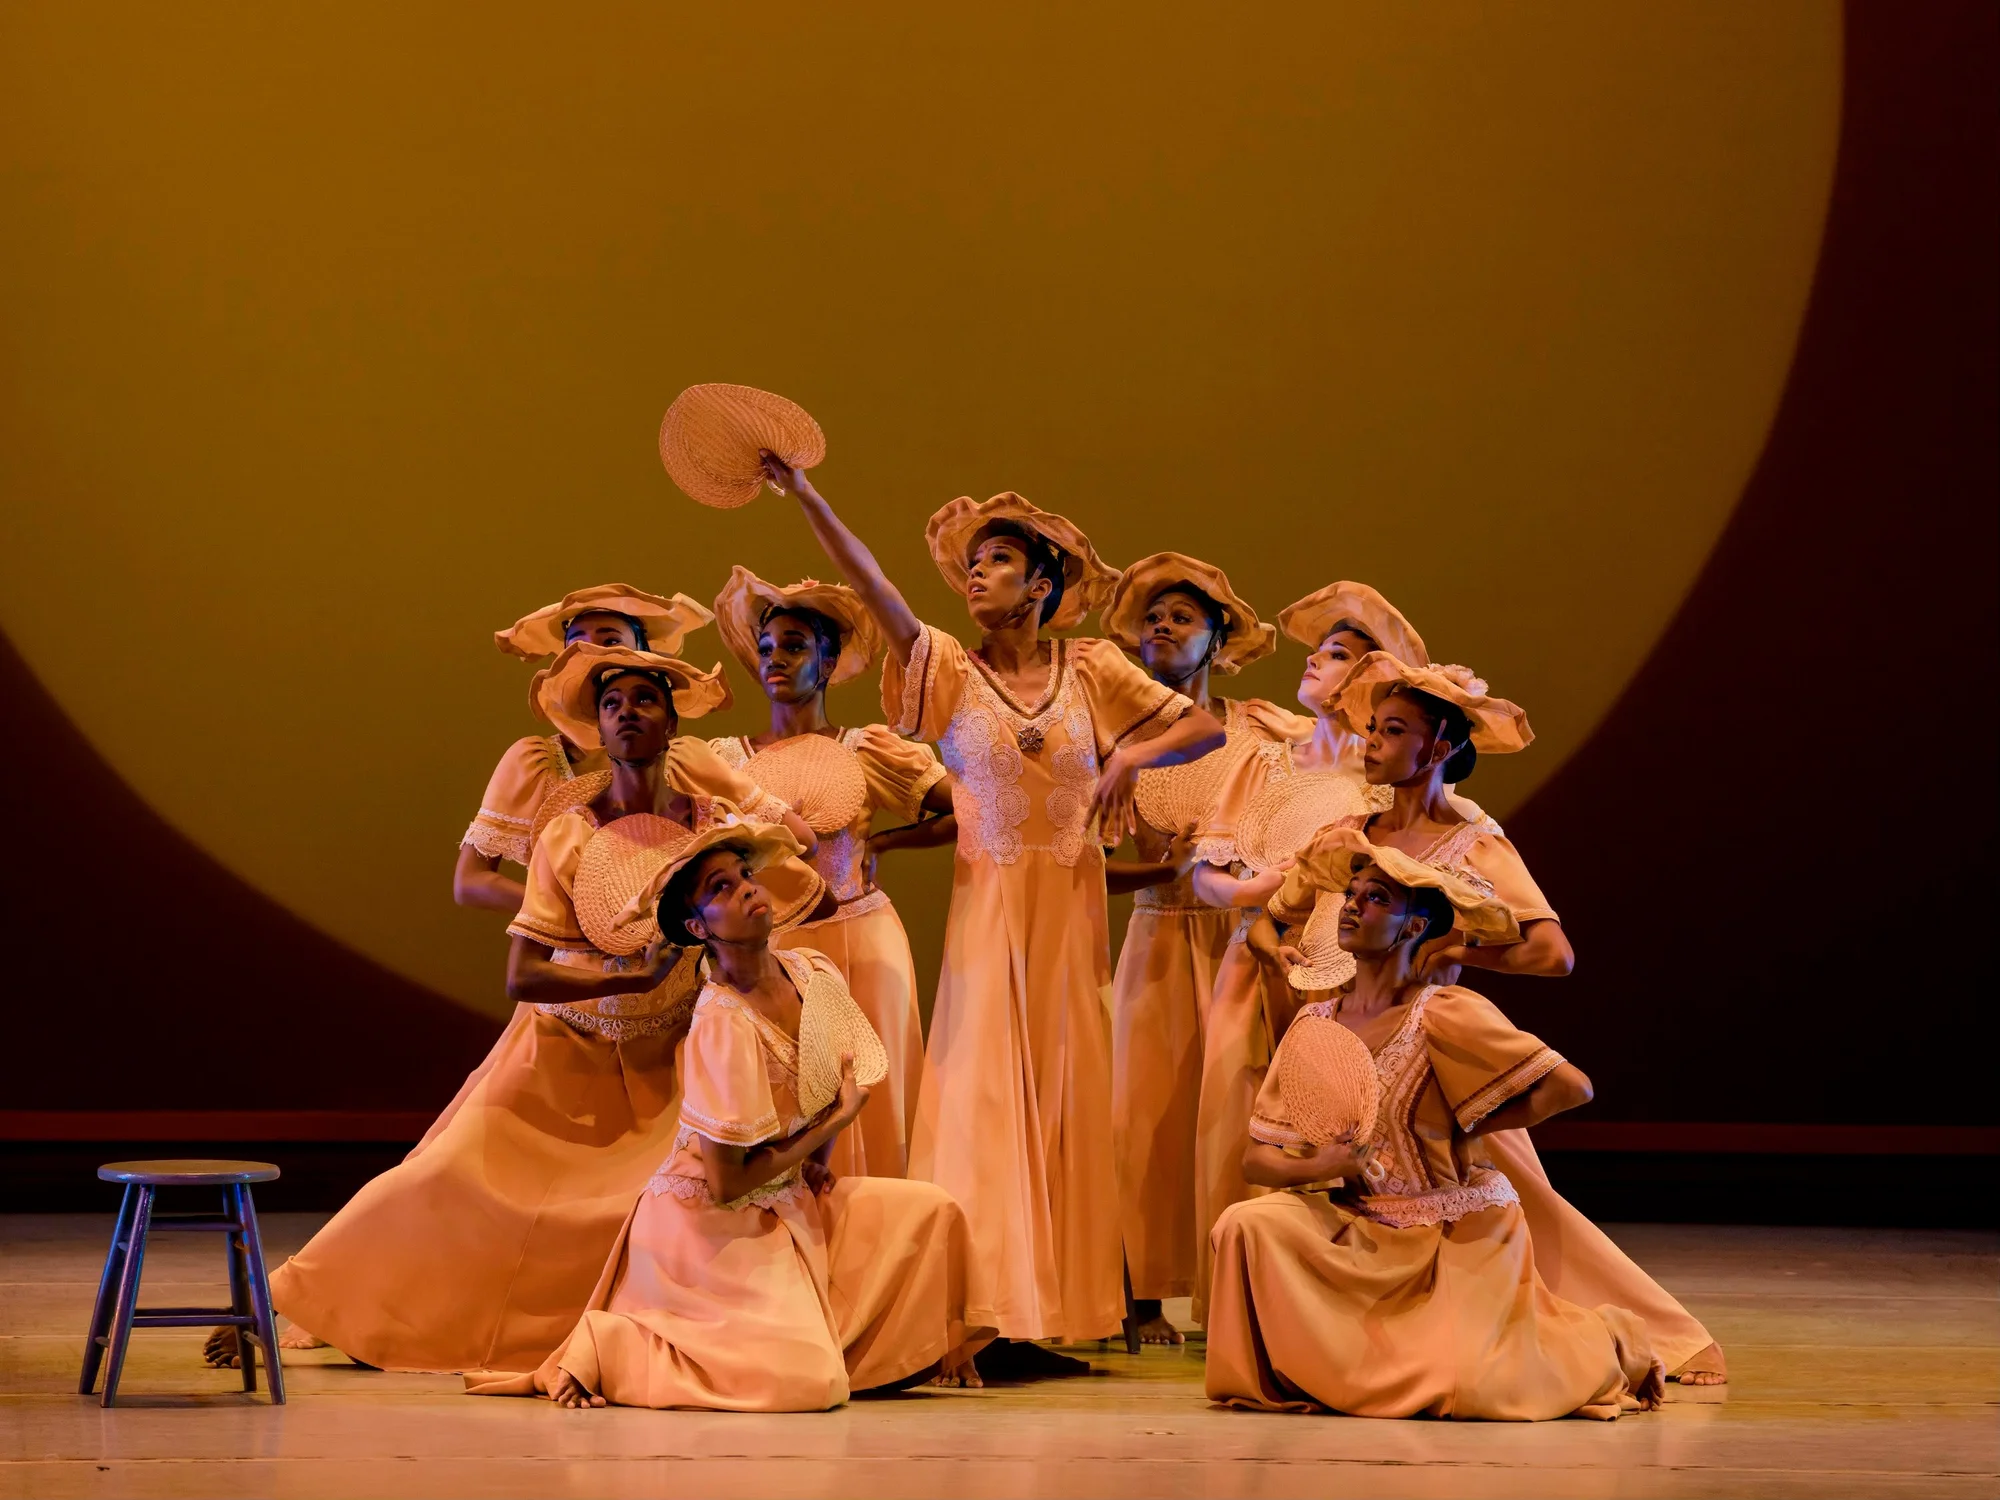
xmin=886 ymin=625 xmax=1190 ymax=1341
xmin=1205 ymin=986 xmax=1663 ymax=1419
xmin=269 ymin=741 xmax=799 ymax=1373
xmin=711 ymin=729 xmax=945 ymax=1179
xmin=1112 ymin=699 xmax=1304 ymax=1302
xmin=467 ymin=949 xmax=983 ymax=1410
xmin=1268 ymin=812 xmax=1716 ymax=1373
xmin=1188 ymin=729 xmax=1390 ymax=1323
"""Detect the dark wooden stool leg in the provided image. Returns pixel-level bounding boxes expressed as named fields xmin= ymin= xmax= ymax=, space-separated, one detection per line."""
xmin=78 ymin=1185 xmax=137 ymax=1395
xmin=98 ymin=1184 xmax=155 ymax=1408
xmin=1120 ymin=1259 xmax=1142 ymax=1355
xmin=236 ymin=1183 xmax=285 ymax=1404
xmin=224 ymin=1185 xmax=257 ymax=1393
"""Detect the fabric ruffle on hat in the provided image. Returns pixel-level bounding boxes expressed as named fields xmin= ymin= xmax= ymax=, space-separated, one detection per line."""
xmin=610 ymin=817 xmax=803 ymax=931
xmin=712 ymin=566 xmax=883 ymax=688
xmin=531 ymin=642 xmax=732 ymax=749
xmin=924 ymin=492 xmax=1119 ymax=631
xmin=1101 ymin=551 xmax=1276 ymax=675
xmin=1328 ymin=653 xmax=1533 ymax=754
xmin=1276 ymin=581 xmax=1427 ymax=667
xmin=495 ymin=584 xmax=716 ymax=661
xmin=1293 ymin=826 xmax=1521 ymax=947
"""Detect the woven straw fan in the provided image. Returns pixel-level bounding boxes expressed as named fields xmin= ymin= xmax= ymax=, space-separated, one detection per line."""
xmin=1277 ymin=1011 xmax=1380 ymax=1147
xmin=660 ymin=384 xmax=826 ymax=509
xmin=795 ymin=967 xmax=890 ymax=1118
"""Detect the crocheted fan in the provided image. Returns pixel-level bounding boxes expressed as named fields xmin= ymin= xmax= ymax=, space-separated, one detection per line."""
xmin=1277 ymin=1010 xmax=1380 ymax=1147
xmin=528 ymin=770 xmax=612 ymax=854
xmin=573 ymin=813 xmax=697 ymax=955
xmin=1286 ymin=890 xmax=1359 ymax=992
xmin=741 ymin=735 xmax=869 ymax=835
xmin=1133 ymin=733 xmax=1245 ymax=837
xmin=1233 ymin=770 xmax=1376 ymax=874
xmin=794 ymin=961 xmax=890 ymax=1119
xmin=659 ymin=384 xmax=826 ymax=509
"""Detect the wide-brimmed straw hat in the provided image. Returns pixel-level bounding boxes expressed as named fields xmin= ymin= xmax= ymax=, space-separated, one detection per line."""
xmin=611 ymin=817 xmax=808 ymax=935
xmin=1295 ymin=826 xmax=1520 ymax=947
xmin=495 ymin=584 xmax=716 ymax=661
xmin=531 ymin=642 xmax=732 ymax=749
xmin=712 ymin=566 xmax=883 ymax=688
xmin=924 ymin=493 xmax=1118 ymax=631
xmin=1102 ymin=552 xmax=1276 ymax=675
xmin=659 ymin=384 xmax=826 ymax=509
xmin=1328 ymin=653 xmax=1532 ymax=753
xmin=1277 ymin=582 xmax=1427 ymax=667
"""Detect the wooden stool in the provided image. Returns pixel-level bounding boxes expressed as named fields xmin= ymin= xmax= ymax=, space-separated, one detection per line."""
xmin=79 ymin=1160 xmax=285 ymax=1407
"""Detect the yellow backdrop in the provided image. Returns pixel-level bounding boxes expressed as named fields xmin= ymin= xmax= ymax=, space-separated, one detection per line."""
xmin=0 ymin=4 xmax=1838 ymax=1016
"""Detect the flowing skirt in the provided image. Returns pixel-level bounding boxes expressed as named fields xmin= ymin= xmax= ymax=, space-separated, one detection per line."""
xmin=1112 ymin=903 xmax=1233 ymax=1301
xmin=269 ymin=1005 xmax=682 ymax=1372
xmin=1205 ymin=1190 xmax=1664 ymax=1419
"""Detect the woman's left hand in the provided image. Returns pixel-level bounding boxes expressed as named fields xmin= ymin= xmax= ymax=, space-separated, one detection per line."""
xmin=1089 ymin=748 xmax=1140 ymax=840
xmin=802 ymin=1160 xmax=838 ymax=1197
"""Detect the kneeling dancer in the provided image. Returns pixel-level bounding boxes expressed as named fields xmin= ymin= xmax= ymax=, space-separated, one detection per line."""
xmin=1205 ymin=830 xmax=1663 ymax=1420
xmin=470 ymin=822 xmax=988 ymax=1410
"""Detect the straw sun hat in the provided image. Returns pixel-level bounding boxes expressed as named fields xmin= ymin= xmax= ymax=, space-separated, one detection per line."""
xmin=924 ymin=492 xmax=1119 ymax=631
xmin=1328 ymin=654 xmax=1533 ymax=754
xmin=495 ymin=584 xmax=716 ymax=661
xmin=712 ymin=566 xmax=883 ymax=689
xmin=1102 ymin=552 xmax=1276 ymax=675
xmin=1291 ymin=826 xmax=1521 ymax=948
xmin=531 ymin=642 xmax=732 ymax=749
xmin=1276 ymin=581 xmax=1428 ymax=668
xmin=659 ymin=384 xmax=826 ymax=509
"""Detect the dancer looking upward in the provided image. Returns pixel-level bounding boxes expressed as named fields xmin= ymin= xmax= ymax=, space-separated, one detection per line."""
xmin=764 ymin=453 xmax=1225 ymax=1358
xmin=708 ymin=566 xmax=956 ymax=1178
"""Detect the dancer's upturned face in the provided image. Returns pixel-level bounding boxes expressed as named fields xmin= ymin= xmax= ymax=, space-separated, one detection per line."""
xmin=965 ymin=537 xmax=1050 ymax=631
xmin=1360 ymin=691 xmax=1447 ymax=787
xmin=683 ymin=852 xmax=774 ymax=946
xmin=1299 ymin=629 xmax=1375 ymax=717
xmin=756 ymin=614 xmax=827 ymax=706
xmin=596 ymin=672 xmax=676 ymax=762
xmin=565 ymin=611 xmax=642 ymax=649
xmin=1138 ymin=589 xmax=1218 ymax=683
xmin=1335 ymin=866 xmax=1429 ymax=956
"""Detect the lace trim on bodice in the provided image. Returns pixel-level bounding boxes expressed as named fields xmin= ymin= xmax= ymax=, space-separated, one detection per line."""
xmin=941 ymin=640 xmax=1100 ymax=867
xmin=537 ymin=946 xmax=701 ymax=1041
xmin=1408 ymin=815 xmax=1503 ymax=899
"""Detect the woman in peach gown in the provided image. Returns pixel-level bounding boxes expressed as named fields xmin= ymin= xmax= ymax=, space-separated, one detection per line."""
xmin=469 ymin=823 xmax=986 ymax=1410
xmin=767 ymin=454 xmax=1225 ymax=1362
xmin=1207 ymin=832 xmax=1663 ymax=1421
xmin=708 ymin=566 xmax=955 ymax=1178
xmin=1182 ymin=581 xmax=1422 ymax=1323
xmin=1266 ymin=651 xmax=1723 ymax=1383
xmin=456 ymin=585 xmax=715 ymax=913
xmin=257 ymin=645 xmax=822 ymax=1373
xmin=1097 ymin=553 xmax=1300 ymax=1343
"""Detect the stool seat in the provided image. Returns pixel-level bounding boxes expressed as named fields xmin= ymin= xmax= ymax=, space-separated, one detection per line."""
xmin=98 ymin=1160 xmax=280 ymax=1186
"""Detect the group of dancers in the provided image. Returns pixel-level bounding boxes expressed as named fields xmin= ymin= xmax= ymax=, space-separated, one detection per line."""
xmin=211 ymin=451 xmax=1726 ymax=1417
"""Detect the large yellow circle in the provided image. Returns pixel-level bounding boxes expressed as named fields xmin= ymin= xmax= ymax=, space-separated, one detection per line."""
xmin=0 ymin=5 xmax=1840 ymax=1014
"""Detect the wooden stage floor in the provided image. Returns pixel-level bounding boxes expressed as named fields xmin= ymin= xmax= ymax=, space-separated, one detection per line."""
xmin=1 ymin=1214 xmax=1994 ymax=1499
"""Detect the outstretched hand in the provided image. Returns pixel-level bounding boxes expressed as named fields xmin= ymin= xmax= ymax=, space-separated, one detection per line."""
xmin=758 ymin=450 xmax=812 ymax=500
xmin=1089 ymin=748 xmax=1141 ymax=842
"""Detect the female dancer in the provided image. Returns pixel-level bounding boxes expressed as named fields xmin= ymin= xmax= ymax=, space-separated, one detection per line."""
xmin=1206 ymin=830 xmax=1663 ymax=1420
xmin=457 ymin=584 xmax=714 ymax=911
xmin=245 ymin=644 xmax=819 ymax=1374
xmin=469 ymin=822 xmax=986 ymax=1410
xmin=1098 ymin=553 xmax=1299 ymax=1343
xmin=1255 ymin=651 xmax=1723 ymax=1384
xmin=708 ymin=565 xmax=955 ymax=1177
xmin=1182 ymin=581 xmax=1422 ymax=1324
xmin=765 ymin=454 xmax=1225 ymax=1358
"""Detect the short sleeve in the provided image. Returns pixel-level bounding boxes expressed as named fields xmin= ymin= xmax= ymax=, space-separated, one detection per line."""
xmin=679 ymin=1000 xmax=782 ymax=1148
xmin=669 ymin=736 xmax=791 ymax=821
xmin=1247 ymin=1048 xmax=1308 ymax=1148
xmin=1070 ymin=639 xmax=1190 ymax=759
xmin=462 ymin=736 xmax=566 ymax=865
xmin=1462 ymin=832 xmax=1559 ymax=927
xmin=1422 ymin=986 xmax=1566 ymax=1132
xmin=880 ymin=623 xmax=969 ymax=742
xmin=849 ymin=726 xmax=947 ymax=822
xmin=506 ymin=812 xmax=592 ymax=950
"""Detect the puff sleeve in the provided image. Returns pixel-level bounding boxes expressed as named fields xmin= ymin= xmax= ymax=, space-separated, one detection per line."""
xmin=462 ymin=735 xmax=569 ymax=866
xmin=669 ymin=736 xmax=791 ymax=821
xmin=679 ymin=1001 xmax=783 ymax=1149
xmin=506 ymin=812 xmax=592 ymax=950
xmin=1422 ymin=986 xmax=1566 ymax=1133
xmin=1247 ymin=1047 xmax=1309 ymax=1149
xmin=880 ymin=623 xmax=970 ymax=742
xmin=1460 ymin=831 xmax=1559 ymax=927
xmin=1070 ymin=638 xmax=1190 ymax=758
xmin=850 ymin=726 xmax=948 ymax=822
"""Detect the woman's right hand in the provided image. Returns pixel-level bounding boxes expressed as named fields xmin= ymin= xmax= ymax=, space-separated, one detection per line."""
xmin=628 ymin=937 xmax=677 ymax=989
xmin=758 ymin=450 xmax=814 ymax=501
xmin=1300 ymin=1135 xmax=1363 ymax=1182
xmin=833 ymin=1052 xmax=871 ymax=1126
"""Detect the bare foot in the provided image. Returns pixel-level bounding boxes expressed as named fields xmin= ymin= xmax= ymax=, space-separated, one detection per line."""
xmin=278 ymin=1324 xmax=328 ymax=1351
xmin=202 ymin=1326 xmax=241 ymax=1368
xmin=931 ymin=1350 xmax=985 ymax=1388
xmin=1133 ymin=1313 xmax=1184 ymax=1346
xmin=547 ymin=1369 xmax=606 ymax=1409
xmin=1670 ymin=1341 xmax=1728 ymax=1385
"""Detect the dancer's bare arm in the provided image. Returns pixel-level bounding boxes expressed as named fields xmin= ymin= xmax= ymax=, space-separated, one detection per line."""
xmin=453 ymin=845 xmax=526 ymax=911
xmin=699 ymin=1057 xmax=870 ymax=1202
xmin=505 ymin=934 xmax=677 ymax=1003
xmin=761 ymin=456 xmax=923 ymax=660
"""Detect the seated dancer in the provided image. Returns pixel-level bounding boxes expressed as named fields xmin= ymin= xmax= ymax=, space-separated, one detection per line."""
xmin=1254 ymin=650 xmax=1722 ymax=1384
xmin=708 ymin=566 xmax=957 ymax=1178
xmin=765 ymin=453 xmax=1226 ymax=1369
xmin=468 ymin=822 xmax=988 ymax=1410
xmin=457 ymin=584 xmax=715 ymax=912
xmin=1182 ymin=582 xmax=1423 ymax=1324
xmin=1206 ymin=831 xmax=1664 ymax=1420
xmin=238 ymin=644 xmax=821 ymax=1374
xmin=1097 ymin=553 xmax=1303 ymax=1344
